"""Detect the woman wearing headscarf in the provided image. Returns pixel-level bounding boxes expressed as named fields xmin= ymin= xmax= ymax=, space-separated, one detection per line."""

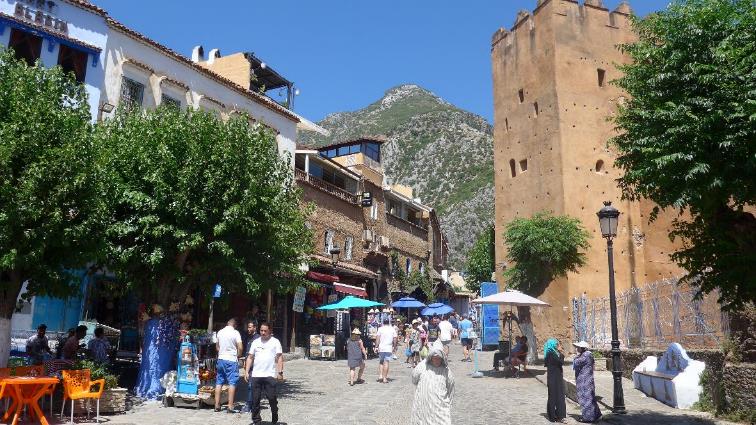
xmin=544 ymin=338 xmax=567 ymax=423
xmin=572 ymin=341 xmax=602 ymax=422
xmin=411 ymin=341 xmax=454 ymax=425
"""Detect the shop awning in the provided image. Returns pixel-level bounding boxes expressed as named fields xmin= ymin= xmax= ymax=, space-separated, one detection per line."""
xmin=306 ymin=271 xmax=339 ymax=283
xmin=334 ymin=282 xmax=367 ymax=297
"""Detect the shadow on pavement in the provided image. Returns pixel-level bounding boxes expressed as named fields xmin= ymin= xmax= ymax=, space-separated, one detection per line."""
xmin=277 ymin=379 xmax=325 ymax=400
xmin=572 ymin=411 xmax=722 ymax=425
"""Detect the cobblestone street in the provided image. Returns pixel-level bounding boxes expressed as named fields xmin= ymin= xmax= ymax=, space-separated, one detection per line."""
xmin=49 ymin=343 xmax=732 ymax=425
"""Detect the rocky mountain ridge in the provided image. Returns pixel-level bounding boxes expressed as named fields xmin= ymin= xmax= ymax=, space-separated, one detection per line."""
xmin=300 ymin=84 xmax=494 ymax=268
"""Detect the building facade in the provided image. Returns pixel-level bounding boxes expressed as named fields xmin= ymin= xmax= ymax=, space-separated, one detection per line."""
xmin=491 ymin=0 xmax=682 ymax=345
xmin=296 ymin=137 xmax=449 ymax=303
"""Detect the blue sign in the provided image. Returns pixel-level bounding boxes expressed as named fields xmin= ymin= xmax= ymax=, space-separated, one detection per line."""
xmin=480 ymin=282 xmax=500 ymax=347
xmin=212 ymin=284 xmax=222 ymax=298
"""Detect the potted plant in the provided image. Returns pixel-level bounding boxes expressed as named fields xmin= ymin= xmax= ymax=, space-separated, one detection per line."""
xmin=71 ymin=360 xmax=127 ymax=414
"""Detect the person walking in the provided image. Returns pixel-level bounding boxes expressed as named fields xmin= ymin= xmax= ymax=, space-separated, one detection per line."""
xmin=544 ymin=338 xmax=567 ymax=423
xmin=411 ymin=342 xmax=454 ymax=425
xmin=244 ymin=322 xmax=283 ymax=425
xmin=215 ymin=318 xmax=243 ymax=413
xmin=458 ymin=315 xmax=473 ymax=362
xmin=427 ymin=315 xmax=440 ymax=345
xmin=408 ymin=320 xmax=422 ymax=367
xmin=346 ymin=328 xmax=367 ymax=386
xmin=438 ymin=315 xmax=454 ymax=356
xmin=375 ymin=318 xmax=397 ymax=383
xmin=572 ymin=341 xmax=602 ymax=423
xmin=241 ymin=321 xmax=260 ymax=413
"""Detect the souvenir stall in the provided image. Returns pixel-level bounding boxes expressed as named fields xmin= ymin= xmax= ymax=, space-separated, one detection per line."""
xmin=316 ymin=296 xmax=384 ymax=360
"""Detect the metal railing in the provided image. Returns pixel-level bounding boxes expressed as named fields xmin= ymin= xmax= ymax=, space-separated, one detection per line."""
xmin=572 ymin=278 xmax=729 ymax=350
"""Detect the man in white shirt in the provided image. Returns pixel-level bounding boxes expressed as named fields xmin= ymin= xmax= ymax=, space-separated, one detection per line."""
xmin=244 ymin=322 xmax=283 ymax=425
xmin=375 ymin=318 xmax=397 ymax=384
xmin=215 ymin=318 xmax=243 ymax=413
xmin=438 ymin=315 xmax=454 ymax=356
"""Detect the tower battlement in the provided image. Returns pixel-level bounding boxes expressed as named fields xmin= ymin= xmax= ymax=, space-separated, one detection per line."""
xmin=491 ymin=0 xmax=633 ymax=49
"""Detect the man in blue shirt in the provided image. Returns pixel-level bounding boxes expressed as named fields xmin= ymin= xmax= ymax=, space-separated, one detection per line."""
xmin=458 ymin=315 xmax=473 ymax=362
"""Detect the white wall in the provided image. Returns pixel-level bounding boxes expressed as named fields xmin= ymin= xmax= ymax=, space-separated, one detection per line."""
xmin=102 ymin=29 xmax=298 ymax=164
xmin=0 ymin=0 xmax=108 ymax=120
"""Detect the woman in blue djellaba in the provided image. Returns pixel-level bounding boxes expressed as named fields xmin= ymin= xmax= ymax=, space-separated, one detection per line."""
xmin=544 ymin=338 xmax=566 ymax=423
xmin=572 ymin=341 xmax=602 ymax=422
xmin=135 ymin=307 xmax=180 ymax=399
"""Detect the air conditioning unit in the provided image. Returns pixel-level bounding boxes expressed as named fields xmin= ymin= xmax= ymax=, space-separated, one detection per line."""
xmin=363 ymin=229 xmax=374 ymax=243
xmin=379 ymin=236 xmax=390 ymax=248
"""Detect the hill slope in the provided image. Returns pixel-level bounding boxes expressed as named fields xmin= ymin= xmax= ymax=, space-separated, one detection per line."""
xmin=300 ymin=84 xmax=493 ymax=268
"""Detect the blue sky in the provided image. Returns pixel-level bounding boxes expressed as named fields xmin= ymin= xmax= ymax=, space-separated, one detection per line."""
xmin=91 ymin=1 xmax=669 ymax=123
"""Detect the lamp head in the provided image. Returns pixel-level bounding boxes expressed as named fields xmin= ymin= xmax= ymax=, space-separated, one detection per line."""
xmin=596 ymin=201 xmax=620 ymax=239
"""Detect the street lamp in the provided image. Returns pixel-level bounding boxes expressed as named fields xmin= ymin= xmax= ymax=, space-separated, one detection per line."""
xmin=596 ymin=201 xmax=626 ymax=414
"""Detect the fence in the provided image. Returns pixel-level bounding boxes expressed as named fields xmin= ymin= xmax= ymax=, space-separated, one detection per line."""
xmin=572 ymin=278 xmax=730 ymax=350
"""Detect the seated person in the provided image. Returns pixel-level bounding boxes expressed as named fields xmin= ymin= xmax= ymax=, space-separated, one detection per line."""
xmin=509 ymin=336 xmax=528 ymax=371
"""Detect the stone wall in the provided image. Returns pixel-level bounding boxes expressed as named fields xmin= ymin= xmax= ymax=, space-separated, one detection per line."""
xmin=598 ymin=348 xmax=724 ymax=381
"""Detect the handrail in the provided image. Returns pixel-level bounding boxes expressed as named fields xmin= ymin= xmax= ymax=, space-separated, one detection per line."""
xmin=295 ymin=169 xmax=358 ymax=204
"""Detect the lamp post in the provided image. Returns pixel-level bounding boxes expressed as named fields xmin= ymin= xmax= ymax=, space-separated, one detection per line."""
xmin=596 ymin=201 xmax=626 ymax=414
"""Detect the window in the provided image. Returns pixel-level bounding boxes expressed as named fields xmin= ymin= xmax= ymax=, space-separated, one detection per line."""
xmin=344 ymin=237 xmax=353 ymax=260
xmin=388 ymin=200 xmax=401 ymax=216
xmin=57 ymin=44 xmax=88 ymax=83
xmin=161 ymin=94 xmax=181 ymax=108
xmin=364 ymin=142 xmax=381 ymax=162
xmin=324 ymin=230 xmax=334 ymax=254
xmin=597 ymin=69 xmax=606 ymax=87
xmin=533 ymin=102 xmax=539 ymax=117
xmin=518 ymin=88 xmax=524 ymax=103
xmin=8 ymin=29 xmax=42 ymax=66
xmin=509 ymin=159 xmax=517 ymax=178
xmin=505 ymin=118 xmax=509 ymax=132
xmin=120 ymin=77 xmax=144 ymax=109
xmin=337 ymin=146 xmax=350 ymax=156
xmin=348 ymin=144 xmax=360 ymax=154
xmin=406 ymin=258 xmax=412 ymax=274
xmin=595 ymin=159 xmax=605 ymax=173
xmin=519 ymin=159 xmax=528 ymax=172
xmin=370 ymin=203 xmax=379 ymax=220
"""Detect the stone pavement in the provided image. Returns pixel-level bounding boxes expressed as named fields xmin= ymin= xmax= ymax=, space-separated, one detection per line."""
xmin=49 ymin=343 xmax=736 ymax=425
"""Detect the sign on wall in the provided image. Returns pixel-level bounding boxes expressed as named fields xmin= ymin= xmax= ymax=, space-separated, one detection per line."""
xmin=292 ymin=286 xmax=306 ymax=313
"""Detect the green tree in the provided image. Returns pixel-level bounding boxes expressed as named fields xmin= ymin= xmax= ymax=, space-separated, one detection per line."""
xmin=0 ymin=49 xmax=104 ymax=366
xmin=503 ymin=212 xmax=590 ymax=296
xmin=612 ymin=0 xmax=756 ymax=309
xmin=97 ymin=107 xmax=312 ymax=308
xmin=464 ymin=225 xmax=495 ymax=294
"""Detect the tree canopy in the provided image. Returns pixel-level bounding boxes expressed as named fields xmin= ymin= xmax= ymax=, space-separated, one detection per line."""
xmin=612 ymin=0 xmax=756 ymax=309
xmin=464 ymin=225 xmax=495 ymax=294
xmin=96 ymin=107 xmax=312 ymax=307
xmin=0 ymin=48 xmax=104 ymax=365
xmin=503 ymin=212 xmax=590 ymax=296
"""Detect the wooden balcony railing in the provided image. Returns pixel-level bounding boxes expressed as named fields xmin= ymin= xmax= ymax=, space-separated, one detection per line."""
xmin=295 ymin=168 xmax=359 ymax=204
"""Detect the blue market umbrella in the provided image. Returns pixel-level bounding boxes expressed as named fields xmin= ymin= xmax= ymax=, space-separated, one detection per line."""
xmin=421 ymin=302 xmax=454 ymax=316
xmin=391 ymin=297 xmax=426 ymax=309
xmin=316 ymin=295 xmax=384 ymax=310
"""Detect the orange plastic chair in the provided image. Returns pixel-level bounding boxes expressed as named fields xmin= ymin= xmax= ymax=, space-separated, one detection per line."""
xmin=60 ymin=370 xmax=105 ymax=424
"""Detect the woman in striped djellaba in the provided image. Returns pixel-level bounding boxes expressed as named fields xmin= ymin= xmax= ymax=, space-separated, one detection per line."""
xmin=410 ymin=341 xmax=455 ymax=425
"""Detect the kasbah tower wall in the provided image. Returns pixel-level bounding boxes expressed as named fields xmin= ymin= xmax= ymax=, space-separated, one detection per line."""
xmin=491 ymin=0 xmax=683 ymax=347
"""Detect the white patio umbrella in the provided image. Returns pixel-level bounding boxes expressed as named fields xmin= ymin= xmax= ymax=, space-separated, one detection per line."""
xmin=469 ymin=289 xmax=551 ymax=307
xmin=470 ymin=290 xmax=550 ymax=371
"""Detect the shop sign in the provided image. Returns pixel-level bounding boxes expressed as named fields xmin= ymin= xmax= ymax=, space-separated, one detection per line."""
xmin=292 ymin=286 xmax=306 ymax=313
xmin=14 ymin=0 xmax=69 ymax=34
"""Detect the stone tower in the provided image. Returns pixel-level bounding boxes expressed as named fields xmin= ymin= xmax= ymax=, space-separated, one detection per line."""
xmin=491 ymin=0 xmax=682 ymax=344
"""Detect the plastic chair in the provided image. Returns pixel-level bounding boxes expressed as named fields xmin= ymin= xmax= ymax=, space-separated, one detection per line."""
xmin=60 ymin=370 xmax=105 ymax=424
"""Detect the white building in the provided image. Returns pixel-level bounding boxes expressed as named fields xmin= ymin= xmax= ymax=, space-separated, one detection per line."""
xmin=0 ymin=0 xmax=108 ymax=119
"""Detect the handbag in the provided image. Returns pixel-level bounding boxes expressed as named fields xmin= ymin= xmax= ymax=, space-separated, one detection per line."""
xmin=420 ymin=346 xmax=428 ymax=359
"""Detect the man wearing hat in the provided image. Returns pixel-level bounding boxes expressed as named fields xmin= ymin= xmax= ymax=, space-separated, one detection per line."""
xmin=572 ymin=341 xmax=602 ymax=422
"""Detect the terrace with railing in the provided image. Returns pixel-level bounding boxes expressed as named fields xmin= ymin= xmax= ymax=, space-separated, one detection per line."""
xmin=295 ymin=168 xmax=358 ymax=204
xmin=386 ymin=212 xmax=428 ymax=239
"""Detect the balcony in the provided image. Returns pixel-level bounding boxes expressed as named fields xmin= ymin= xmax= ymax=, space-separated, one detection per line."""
xmin=386 ymin=213 xmax=428 ymax=239
xmin=295 ymin=168 xmax=358 ymax=204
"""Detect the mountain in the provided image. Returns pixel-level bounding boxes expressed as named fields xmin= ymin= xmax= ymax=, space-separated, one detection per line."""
xmin=300 ymin=84 xmax=494 ymax=268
